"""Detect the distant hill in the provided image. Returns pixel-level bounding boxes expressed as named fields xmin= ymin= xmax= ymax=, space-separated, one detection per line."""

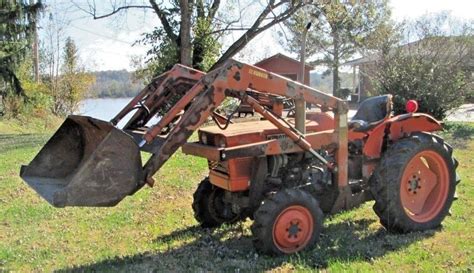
xmin=87 ymin=69 xmax=354 ymax=98
xmin=88 ymin=70 xmax=144 ymax=98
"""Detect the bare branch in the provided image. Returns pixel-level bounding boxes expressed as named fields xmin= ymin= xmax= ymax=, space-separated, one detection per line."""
xmin=71 ymin=2 xmax=153 ymax=20
xmin=207 ymin=27 xmax=252 ymax=35
xmin=212 ymin=1 xmax=304 ymax=69
xmin=149 ymin=0 xmax=179 ymax=42
xmin=208 ymin=0 xmax=221 ymax=20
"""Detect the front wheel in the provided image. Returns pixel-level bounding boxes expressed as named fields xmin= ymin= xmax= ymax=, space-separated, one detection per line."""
xmin=192 ymin=178 xmax=239 ymax=228
xmin=251 ymin=189 xmax=323 ymax=255
xmin=371 ymin=133 xmax=458 ymax=232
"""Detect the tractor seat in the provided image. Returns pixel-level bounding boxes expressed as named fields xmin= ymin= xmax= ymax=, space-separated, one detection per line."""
xmin=348 ymin=95 xmax=392 ymax=132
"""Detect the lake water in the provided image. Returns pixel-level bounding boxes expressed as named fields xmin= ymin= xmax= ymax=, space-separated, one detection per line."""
xmin=76 ymin=97 xmax=161 ymax=128
xmin=76 ymin=97 xmax=136 ymax=128
xmin=76 ymin=97 xmax=134 ymax=121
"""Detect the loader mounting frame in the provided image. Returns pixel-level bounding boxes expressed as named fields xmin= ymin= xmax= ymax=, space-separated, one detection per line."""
xmin=115 ymin=60 xmax=350 ymax=204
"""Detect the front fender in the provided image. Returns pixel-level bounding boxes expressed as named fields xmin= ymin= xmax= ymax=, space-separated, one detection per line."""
xmin=363 ymin=113 xmax=442 ymax=159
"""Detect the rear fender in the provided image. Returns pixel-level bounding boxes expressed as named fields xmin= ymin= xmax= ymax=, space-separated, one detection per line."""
xmin=363 ymin=113 xmax=442 ymax=159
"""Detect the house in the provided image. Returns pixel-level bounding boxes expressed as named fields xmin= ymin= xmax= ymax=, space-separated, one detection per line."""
xmin=233 ymin=53 xmax=315 ymax=116
xmin=343 ymin=55 xmax=378 ymax=103
xmin=345 ymin=36 xmax=474 ymax=103
xmin=254 ymin=53 xmax=313 ymax=86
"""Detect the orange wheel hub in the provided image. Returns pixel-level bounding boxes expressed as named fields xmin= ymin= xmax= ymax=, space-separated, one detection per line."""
xmin=272 ymin=205 xmax=314 ymax=253
xmin=400 ymin=150 xmax=450 ymax=223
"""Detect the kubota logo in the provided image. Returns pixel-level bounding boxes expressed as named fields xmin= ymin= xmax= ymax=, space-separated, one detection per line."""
xmin=249 ymin=69 xmax=268 ymax=79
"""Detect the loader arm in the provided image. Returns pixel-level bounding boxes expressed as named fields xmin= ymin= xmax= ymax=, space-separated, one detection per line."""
xmin=20 ymin=59 xmax=348 ymax=207
xmin=139 ymin=60 xmax=348 ymax=189
xmin=111 ymin=64 xmax=205 ymax=129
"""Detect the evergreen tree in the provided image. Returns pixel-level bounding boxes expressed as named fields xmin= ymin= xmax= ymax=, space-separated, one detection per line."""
xmin=52 ymin=37 xmax=94 ymax=116
xmin=0 ymin=0 xmax=43 ymax=98
xmin=282 ymin=0 xmax=391 ymax=98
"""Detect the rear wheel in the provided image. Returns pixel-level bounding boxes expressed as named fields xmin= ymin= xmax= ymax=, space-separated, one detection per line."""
xmin=251 ymin=189 xmax=323 ymax=255
xmin=192 ymin=178 xmax=239 ymax=228
xmin=371 ymin=133 xmax=458 ymax=232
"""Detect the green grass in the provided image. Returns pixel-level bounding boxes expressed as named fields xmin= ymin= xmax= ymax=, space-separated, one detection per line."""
xmin=0 ymin=115 xmax=61 ymax=135
xmin=0 ymin=121 xmax=473 ymax=272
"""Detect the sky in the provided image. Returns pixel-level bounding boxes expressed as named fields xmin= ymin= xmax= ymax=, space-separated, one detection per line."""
xmin=39 ymin=0 xmax=474 ymax=72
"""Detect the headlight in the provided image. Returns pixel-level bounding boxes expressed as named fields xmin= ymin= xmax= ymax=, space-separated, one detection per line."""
xmin=213 ymin=135 xmax=226 ymax=147
xmin=219 ymin=137 xmax=226 ymax=148
xmin=200 ymin=133 xmax=208 ymax=145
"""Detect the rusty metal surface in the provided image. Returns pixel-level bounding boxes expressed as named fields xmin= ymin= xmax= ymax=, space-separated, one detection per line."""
xmin=143 ymin=84 xmax=226 ymax=178
xmin=126 ymin=130 xmax=165 ymax=153
xmin=182 ymin=142 xmax=223 ymax=161
xmin=362 ymin=113 xmax=442 ymax=159
xmin=136 ymin=59 xmax=347 ymax=185
xmin=143 ymin=82 xmax=206 ymax=143
xmin=200 ymin=119 xmax=319 ymax=136
xmin=21 ymin=59 xmax=352 ymax=207
xmin=112 ymin=64 xmax=205 ymax=130
xmin=243 ymin=94 xmax=334 ymax=168
xmin=184 ymin=129 xmax=335 ymax=161
xmin=111 ymin=71 xmax=169 ymax=125
xmin=20 ymin=116 xmax=143 ymax=207
xmin=212 ymin=60 xmax=342 ymax=110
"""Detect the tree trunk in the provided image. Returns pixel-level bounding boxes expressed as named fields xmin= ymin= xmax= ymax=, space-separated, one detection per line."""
xmin=332 ymin=34 xmax=340 ymax=98
xmin=179 ymin=0 xmax=192 ymax=66
xmin=333 ymin=60 xmax=340 ymax=98
xmin=0 ymin=67 xmax=25 ymax=97
xmin=211 ymin=30 xmax=262 ymax=70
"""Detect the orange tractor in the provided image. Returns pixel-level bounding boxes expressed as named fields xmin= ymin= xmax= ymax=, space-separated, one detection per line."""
xmin=20 ymin=60 xmax=459 ymax=255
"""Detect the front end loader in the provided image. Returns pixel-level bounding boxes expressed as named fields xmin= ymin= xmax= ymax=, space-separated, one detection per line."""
xmin=20 ymin=60 xmax=459 ymax=255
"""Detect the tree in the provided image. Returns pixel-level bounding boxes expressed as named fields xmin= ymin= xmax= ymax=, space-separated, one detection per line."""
xmin=0 ymin=0 xmax=43 ymax=98
xmin=282 ymin=0 xmax=391 ymax=98
xmin=40 ymin=10 xmax=67 ymax=113
xmin=73 ymin=0 xmax=304 ymax=76
xmin=369 ymin=13 xmax=473 ymax=120
xmin=52 ymin=37 xmax=94 ymax=116
xmin=87 ymin=70 xmax=143 ymax=98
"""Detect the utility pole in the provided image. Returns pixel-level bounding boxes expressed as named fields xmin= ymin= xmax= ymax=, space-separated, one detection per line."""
xmin=31 ymin=0 xmax=40 ymax=83
xmin=33 ymin=24 xmax=40 ymax=83
xmin=295 ymin=22 xmax=312 ymax=134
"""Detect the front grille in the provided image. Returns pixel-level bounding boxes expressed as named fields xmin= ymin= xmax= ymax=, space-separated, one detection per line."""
xmin=208 ymin=160 xmax=228 ymax=174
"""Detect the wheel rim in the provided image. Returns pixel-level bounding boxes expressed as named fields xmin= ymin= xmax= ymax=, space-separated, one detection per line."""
xmin=272 ymin=205 xmax=314 ymax=253
xmin=400 ymin=150 xmax=450 ymax=223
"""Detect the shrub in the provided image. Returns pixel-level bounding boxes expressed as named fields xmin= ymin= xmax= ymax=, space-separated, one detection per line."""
xmin=368 ymin=13 xmax=473 ymax=120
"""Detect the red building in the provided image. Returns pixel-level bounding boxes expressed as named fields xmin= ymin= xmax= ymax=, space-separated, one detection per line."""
xmin=254 ymin=53 xmax=312 ymax=85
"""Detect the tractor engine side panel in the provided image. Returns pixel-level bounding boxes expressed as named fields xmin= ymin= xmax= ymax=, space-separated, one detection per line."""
xmin=208 ymin=157 xmax=253 ymax=191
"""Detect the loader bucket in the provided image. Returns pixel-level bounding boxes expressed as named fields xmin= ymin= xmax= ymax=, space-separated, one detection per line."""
xmin=20 ymin=115 xmax=144 ymax=207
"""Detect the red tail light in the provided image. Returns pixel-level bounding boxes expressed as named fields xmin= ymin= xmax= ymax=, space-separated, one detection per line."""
xmin=406 ymin=100 xmax=418 ymax=113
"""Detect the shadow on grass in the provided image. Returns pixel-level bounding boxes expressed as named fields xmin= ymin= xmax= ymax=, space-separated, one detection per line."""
xmin=0 ymin=134 xmax=49 ymax=153
xmin=58 ymin=218 xmax=436 ymax=272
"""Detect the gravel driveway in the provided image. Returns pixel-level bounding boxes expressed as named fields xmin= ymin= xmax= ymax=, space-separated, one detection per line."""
xmin=446 ymin=104 xmax=474 ymax=122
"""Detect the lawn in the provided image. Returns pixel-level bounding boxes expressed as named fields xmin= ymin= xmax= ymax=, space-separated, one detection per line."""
xmin=0 ymin=121 xmax=472 ymax=272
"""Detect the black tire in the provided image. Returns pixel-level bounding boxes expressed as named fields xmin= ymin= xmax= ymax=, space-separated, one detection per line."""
xmin=371 ymin=133 xmax=458 ymax=233
xmin=251 ymin=189 xmax=323 ymax=255
xmin=192 ymin=178 xmax=239 ymax=228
